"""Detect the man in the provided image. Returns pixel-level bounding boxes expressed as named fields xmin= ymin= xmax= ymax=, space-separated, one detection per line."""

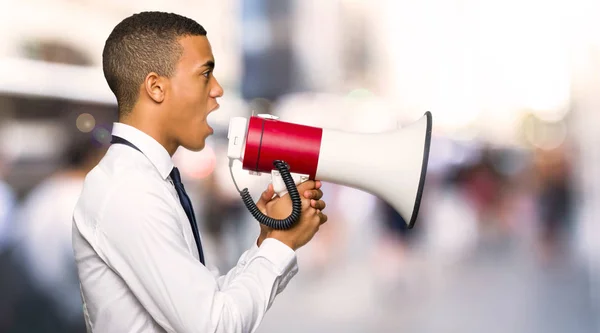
xmin=72 ymin=11 xmax=328 ymax=333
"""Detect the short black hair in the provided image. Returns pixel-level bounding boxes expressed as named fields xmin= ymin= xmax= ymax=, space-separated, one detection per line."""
xmin=102 ymin=11 xmax=207 ymax=115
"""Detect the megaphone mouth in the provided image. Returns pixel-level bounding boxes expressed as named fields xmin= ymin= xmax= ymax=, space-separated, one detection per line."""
xmin=407 ymin=111 xmax=433 ymax=229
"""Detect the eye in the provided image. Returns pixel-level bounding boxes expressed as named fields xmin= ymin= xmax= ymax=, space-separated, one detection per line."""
xmin=202 ymin=70 xmax=212 ymax=79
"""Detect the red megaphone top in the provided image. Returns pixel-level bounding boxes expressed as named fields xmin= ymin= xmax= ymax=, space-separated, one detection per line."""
xmin=242 ymin=116 xmax=323 ymax=179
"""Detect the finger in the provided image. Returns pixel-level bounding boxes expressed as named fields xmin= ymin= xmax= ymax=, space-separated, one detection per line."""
xmin=310 ymin=199 xmax=326 ymax=211
xmin=256 ymin=183 xmax=275 ymax=212
xmin=315 ymin=180 xmax=322 ymax=189
xmin=318 ymin=211 xmax=328 ymax=225
xmin=261 ymin=183 xmax=274 ymax=201
xmin=304 ymin=189 xmax=323 ymax=200
xmin=296 ymin=180 xmax=316 ymax=193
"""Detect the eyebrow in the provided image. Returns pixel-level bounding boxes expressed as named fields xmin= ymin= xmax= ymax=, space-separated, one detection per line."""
xmin=201 ymin=60 xmax=215 ymax=70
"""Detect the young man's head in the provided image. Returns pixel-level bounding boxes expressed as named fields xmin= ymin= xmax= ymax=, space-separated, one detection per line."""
xmin=103 ymin=11 xmax=223 ymax=153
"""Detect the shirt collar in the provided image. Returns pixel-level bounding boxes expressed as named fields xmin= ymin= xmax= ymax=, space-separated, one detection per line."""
xmin=111 ymin=122 xmax=174 ymax=180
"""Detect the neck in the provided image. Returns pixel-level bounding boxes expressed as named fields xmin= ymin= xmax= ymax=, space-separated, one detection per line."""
xmin=119 ymin=110 xmax=178 ymax=156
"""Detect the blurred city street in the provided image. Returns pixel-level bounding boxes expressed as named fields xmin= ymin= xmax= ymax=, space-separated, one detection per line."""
xmin=259 ymin=231 xmax=597 ymax=333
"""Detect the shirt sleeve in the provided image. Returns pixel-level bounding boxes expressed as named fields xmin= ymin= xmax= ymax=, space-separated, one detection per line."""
xmin=214 ymin=242 xmax=259 ymax=290
xmin=215 ymin=239 xmax=298 ymax=296
xmin=96 ymin=179 xmax=298 ymax=333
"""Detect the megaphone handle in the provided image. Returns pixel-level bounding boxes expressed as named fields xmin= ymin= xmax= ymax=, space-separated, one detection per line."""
xmin=229 ymin=159 xmax=303 ymax=230
xmin=271 ymin=170 xmax=308 ymax=197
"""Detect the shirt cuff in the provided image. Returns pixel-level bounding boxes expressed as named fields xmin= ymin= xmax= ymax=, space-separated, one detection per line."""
xmin=253 ymin=238 xmax=297 ymax=276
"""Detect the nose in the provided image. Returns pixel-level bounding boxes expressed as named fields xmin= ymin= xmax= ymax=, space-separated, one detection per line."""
xmin=210 ymin=77 xmax=224 ymax=98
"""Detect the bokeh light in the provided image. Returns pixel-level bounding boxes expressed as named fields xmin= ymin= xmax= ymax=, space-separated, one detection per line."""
xmin=75 ymin=113 xmax=95 ymax=133
xmin=173 ymin=144 xmax=217 ymax=180
xmin=92 ymin=126 xmax=111 ymax=145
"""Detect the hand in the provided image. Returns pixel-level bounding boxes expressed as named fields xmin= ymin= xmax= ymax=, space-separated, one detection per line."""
xmin=255 ymin=180 xmax=327 ymax=250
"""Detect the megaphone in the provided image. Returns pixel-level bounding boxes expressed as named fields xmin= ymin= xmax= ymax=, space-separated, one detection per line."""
xmin=226 ymin=111 xmax=433 ymax=230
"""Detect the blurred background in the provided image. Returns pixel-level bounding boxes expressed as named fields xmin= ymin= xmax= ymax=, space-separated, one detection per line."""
xmin=1 ymin=0 xmax=600 ymax=332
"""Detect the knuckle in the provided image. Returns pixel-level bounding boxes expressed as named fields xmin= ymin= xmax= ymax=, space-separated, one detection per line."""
xmin=299 ymin=180 xmax=313 ymax=188
xmin=302 ymin=199 xmax=312 ymax=209
xmin=304 ymin=206 xmax=316 ymax=214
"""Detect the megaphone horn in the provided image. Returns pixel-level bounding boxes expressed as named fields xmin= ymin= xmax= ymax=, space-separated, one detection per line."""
xmin=226 ymin=111 xmax=433 ymax=230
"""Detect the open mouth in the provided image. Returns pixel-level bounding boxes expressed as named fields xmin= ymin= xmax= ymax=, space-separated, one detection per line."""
xmin=206 ymin=105 xmax=219 ymax=133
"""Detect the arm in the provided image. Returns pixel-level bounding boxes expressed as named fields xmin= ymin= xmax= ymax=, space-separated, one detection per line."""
xmin=215 ymin=231 xmax=292 ymax=291
xmin=213 ymin=243 xmax=257 ymax=290
xmin=214 ymin=179 xmax=325 ymax=294
xmin=97 ymin=181 xmax=297 ymax=333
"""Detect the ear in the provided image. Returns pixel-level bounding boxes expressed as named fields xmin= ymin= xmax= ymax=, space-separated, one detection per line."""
xmin=143 ymin=72 xmax=166 ymax=104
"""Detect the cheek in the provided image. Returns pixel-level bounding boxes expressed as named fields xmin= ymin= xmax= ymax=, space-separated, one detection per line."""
xmin=170 ymin=78 xmax=209 ymax=124
xmin=172 ymin=77 xmax=201 ymax=104
xmin=176 ymin=94 xmax=203 ymax=120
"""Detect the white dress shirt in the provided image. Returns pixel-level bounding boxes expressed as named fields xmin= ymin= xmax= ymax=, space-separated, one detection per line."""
xmin=72 ymin=122 xmax=298 ymax=333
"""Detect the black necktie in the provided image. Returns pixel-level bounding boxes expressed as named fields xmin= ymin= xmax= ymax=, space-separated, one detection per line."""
xmin=169 ymin=167 xmax=205 ymax=264
xmin=111 ymin=135 xmax=205 ymax=265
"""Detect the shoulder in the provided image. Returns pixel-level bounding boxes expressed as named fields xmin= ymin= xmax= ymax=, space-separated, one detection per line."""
xmin=105 ymin=171 xmax=177 ymax=220
xmin=75 ymin=148 xmax=179 ymax=232
xmin=89 ymin=169 xmax=186 ymax=254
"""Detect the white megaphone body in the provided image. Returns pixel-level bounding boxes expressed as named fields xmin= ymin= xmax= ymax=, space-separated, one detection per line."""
xmin=226 ymin=111 xmax=432 ymax=229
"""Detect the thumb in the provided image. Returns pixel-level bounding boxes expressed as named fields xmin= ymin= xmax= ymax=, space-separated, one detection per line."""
xmin=296 ymin=180 xmax=316 ymax=193
xmin=256 ymin=183 xmax=275 ymax=212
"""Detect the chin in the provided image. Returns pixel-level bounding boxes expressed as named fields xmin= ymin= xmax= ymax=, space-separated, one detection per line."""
xmin=179 ymin=139 xmax=206 ymax=152
xmin=187 ymin=143 xmax=206 ymax=152
xmin=179 ymin=131 xmax=210 ymax=152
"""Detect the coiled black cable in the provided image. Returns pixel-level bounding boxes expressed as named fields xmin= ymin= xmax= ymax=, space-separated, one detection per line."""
xmin=237 ymin=160 xmax=302 ymax=230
